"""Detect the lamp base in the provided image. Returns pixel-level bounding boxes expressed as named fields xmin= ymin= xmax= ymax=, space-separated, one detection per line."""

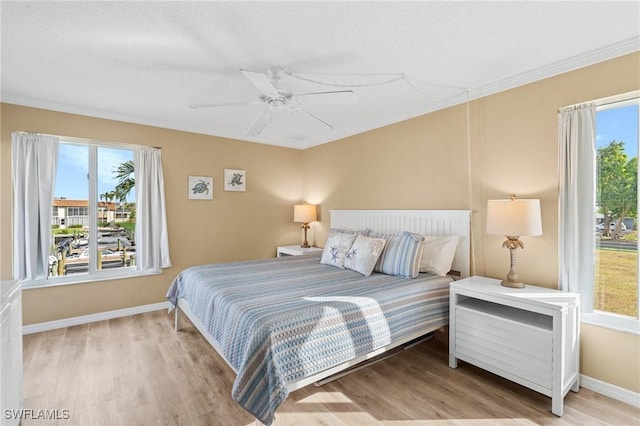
xmin=501 ymin=279 xmax=525 ymax=288
xmin=500 ymin=242 xmax=525 ymax=288
xmin=300 ymin=222 xmax=311 ymax=249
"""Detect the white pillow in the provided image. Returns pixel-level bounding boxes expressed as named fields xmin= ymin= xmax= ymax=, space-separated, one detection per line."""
xmin=419 ymin=235 xmax=459 ymax=276
xmin=344 ymin=234 xmax=387 ymax=276
xmin=320 ymin=230 xmax=358 ymax=269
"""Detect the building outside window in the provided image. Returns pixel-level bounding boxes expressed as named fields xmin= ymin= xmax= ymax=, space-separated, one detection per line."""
xmin=49 ymin=142 xmax=136 ymax=278
xmin=13 ymin=130 xmax=170 ymax=286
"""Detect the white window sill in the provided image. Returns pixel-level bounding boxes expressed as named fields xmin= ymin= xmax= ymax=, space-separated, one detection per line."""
xmin=21 ymin=268 xmax=162 ymax=290
xmin=581 ymin=311 xmax=640 ymax=335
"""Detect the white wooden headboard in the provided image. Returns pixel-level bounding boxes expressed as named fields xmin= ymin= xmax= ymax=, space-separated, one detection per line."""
xmin=330 ymin=210 xmax=472 ymax=278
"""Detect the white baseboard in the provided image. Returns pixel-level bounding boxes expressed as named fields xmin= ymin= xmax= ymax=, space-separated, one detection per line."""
xmin=22 ymin=304 xmax=639 ymax=410
xmin=580 ymin=374 xmax=640 ymax=408
xmin=22 ymin=301 xmax=170 ymax=335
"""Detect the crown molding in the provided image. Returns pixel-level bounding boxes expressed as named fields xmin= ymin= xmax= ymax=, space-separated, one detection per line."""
xmin=305 ymin=37 xmax=640 ymax=149
xmin=466 ymin=36 xmax=640 ymax=104
xmin=0 ymin=94 xmax=306 ymax=149
xmin=3 ymin=37 xmax=638 ymax=150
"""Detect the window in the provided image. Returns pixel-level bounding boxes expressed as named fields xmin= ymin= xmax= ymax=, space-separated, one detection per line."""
xmin=559 ymin=92 xmax=639 ymax=335
xmin=594 ymin=99 xmax=639 ymax=320
xmin=12 ymin=131 xmax=170 ymax=287
xmin=49 ymin=142 xmax=136 ymax=279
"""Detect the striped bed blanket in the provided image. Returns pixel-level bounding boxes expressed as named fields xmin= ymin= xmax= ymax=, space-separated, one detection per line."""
xmin=166 ymin=253 xmax=451 ymax=425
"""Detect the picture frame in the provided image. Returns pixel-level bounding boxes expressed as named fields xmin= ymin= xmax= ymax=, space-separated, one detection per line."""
xmin=224 ymin=169 xmax=246 ymax=192
xmin=188 ymin=176 xmax=213 ymax=200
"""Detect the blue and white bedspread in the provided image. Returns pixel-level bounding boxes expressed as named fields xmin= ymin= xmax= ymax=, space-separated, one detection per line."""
xmin=166 ymin=253 xmax=451 ymax=425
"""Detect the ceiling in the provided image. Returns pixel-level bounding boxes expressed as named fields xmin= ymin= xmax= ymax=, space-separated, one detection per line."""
xmin=2 ymin=2 xmax=639 ymax=150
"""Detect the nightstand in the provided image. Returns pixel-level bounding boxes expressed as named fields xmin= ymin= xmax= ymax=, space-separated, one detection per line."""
xmin=277 ymin=245 xmax=323 ymax=257
xmin=449 ymin=276 xmax=580 ymax=416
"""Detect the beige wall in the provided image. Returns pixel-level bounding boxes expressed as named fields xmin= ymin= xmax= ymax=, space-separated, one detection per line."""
xmin=1 ymin=52 xmax=638 ymax=394
xmin=303 ymin=52 xmax=640 ymax=394
xmin=301 ymin=105 xmax=472 ymax=246
xmin=0 ymin=104 xmax=304 ymax=323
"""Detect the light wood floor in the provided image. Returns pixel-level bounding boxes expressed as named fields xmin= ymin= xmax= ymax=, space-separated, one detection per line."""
xmin=22 ymin=310 xmax=639 ymax=426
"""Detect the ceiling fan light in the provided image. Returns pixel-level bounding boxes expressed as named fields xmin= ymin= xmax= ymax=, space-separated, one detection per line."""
xmin=201 ymin=67 xmax=359 ymax=137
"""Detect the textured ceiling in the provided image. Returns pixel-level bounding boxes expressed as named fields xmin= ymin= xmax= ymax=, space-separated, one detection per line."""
xmin=2 ymin=1 xmax=639 ymax=149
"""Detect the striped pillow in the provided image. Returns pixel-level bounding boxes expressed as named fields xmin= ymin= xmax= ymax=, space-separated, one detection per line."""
xmin=371 ymin=231 xmax=425 ymax=278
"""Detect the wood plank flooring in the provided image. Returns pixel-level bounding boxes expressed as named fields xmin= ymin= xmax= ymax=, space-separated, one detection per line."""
xmin=22 ymin=310 xmax=639 ymax=426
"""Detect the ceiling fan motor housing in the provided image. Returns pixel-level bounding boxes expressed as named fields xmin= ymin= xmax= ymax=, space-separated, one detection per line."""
xmin=260 ymin=92 xmax=291 ymax=109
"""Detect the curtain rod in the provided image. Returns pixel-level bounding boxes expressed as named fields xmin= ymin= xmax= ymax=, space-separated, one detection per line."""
xmin=11 ymin=130 xmax=161 ymax=150
xmin=559 ymin=90 xmax=639 ymax=111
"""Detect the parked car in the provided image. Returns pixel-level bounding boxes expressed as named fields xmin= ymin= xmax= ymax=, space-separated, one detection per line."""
xmin=596 ymin=222 xmax=627 ymax=232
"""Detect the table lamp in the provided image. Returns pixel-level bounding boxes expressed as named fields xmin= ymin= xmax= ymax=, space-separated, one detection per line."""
xmin=486 ymin=195 xmax=542 ymax=288
xmin=294 ymin=204 xmax=317 ymax=248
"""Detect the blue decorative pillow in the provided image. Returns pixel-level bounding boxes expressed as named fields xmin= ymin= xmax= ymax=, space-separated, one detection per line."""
xmin=320 ymin=230 xmax=358 ymax=269
xmin=344 ymin=234 xmax=387 ymax=276
xmin=371 ymin=231 xmax=425 ymax=278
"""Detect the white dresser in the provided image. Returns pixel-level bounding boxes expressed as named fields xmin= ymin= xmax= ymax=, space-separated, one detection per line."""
xmin=276 ymin=245 xmax=323 ymax=257
xmin=1 ymin=280 xmax=22 ymax=426
xmin=449 ymin=276 xmax=580 ymax=416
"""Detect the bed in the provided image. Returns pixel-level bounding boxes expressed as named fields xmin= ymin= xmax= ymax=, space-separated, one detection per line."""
xmin=167 ymin=209 xmax=471 ymax=425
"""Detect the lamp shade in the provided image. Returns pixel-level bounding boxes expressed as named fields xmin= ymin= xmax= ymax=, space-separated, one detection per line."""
xmin=486 ymin=198 xmax=542 ymax=237
xmin=294 ymin=204 xmax=317 ymax=223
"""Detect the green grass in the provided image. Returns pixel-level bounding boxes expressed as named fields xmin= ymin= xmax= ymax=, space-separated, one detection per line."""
xmin=594 ymin=248 xmax=638 ymax=317
xmin=118 ymin=222 xmax=136 ymax=232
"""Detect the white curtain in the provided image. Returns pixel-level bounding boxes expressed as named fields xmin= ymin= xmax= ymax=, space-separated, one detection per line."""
xmin=12 ymin=132 xmax=59 ymax=280
xmin=135 ymin=146 xmax=172 ymax=270
xmin=558 ymin=104 xmax=596 ymax=312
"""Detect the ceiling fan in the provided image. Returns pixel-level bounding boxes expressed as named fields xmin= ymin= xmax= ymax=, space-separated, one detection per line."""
xmin=190 ymin=68 xmax=357 ymax=136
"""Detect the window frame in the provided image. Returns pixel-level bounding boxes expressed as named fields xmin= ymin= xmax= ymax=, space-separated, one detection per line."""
xmin=584 ymin=94 xmax=640 ymax=335
xmin=22 ymin=136 xmax=161 ymax=289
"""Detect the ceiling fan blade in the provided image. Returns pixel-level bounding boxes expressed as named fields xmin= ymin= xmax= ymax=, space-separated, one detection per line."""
xmin=246 ymin=110 xmax=271 ymax=136
xmin=189 ymin=101 xmax=259 ymax=109
xmin=240 ymin=69 xmax=280 ymax=98
xmin=290 ymin=109 xmax=333 ymax=132
xmin=293 ymin=90 xmax=357 ymax=105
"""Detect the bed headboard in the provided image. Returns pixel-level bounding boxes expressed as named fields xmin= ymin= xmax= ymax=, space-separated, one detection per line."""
xmin=330 ymin=209 xmax=472 ymax=278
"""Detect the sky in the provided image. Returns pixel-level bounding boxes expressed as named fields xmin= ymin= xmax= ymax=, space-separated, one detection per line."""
xmin=596 ymin=103 xmax=639 ymax=158
xmin=54 ymin=144 xmax=135 ymax=202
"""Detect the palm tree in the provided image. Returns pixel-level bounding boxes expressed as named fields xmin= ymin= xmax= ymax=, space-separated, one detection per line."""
xmin=99 ymin=192 xmax=106 ymax=223
xmin=100 ymin=190 xmax=116 ymax=225
xmin=114 ymin=160 xmax=135 ymax=201
xmin=113 ymin=160 xmax=135 ymax=225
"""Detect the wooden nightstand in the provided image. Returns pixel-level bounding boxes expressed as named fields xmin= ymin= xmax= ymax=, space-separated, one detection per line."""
xmin=449 ymin=276 xmax=580 ymax=416
xmin=277 ymin=245 xmax=323 ymax=257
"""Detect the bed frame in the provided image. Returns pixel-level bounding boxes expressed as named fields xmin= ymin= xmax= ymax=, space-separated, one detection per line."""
xmin=174 ymin=209 xmax=471 ymax=424
xmin=330 ymin=210 xmax=471 ymax=278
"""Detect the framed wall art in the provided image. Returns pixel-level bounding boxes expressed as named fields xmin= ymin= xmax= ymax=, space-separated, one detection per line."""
xmin=188 ymin=176 xmax=213 ymax=200
xmin=224 ymin=169 xmax=246 ymax=192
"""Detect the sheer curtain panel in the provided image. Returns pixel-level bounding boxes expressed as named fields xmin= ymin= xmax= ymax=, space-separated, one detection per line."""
xmin=12 ymin=132 xmax=59 ymax=280
xmin=135 ymin=146 xmax=172 ymax=270
xmin=558 ymin=104 xmax=596 ymax=312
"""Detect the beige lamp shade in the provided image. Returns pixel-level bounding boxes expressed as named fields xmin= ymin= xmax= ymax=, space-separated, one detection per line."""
xmin=294 ymin=204 xmax=317 ymax=223
xmin=487 ymin=198 xmax=542 ymax=237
